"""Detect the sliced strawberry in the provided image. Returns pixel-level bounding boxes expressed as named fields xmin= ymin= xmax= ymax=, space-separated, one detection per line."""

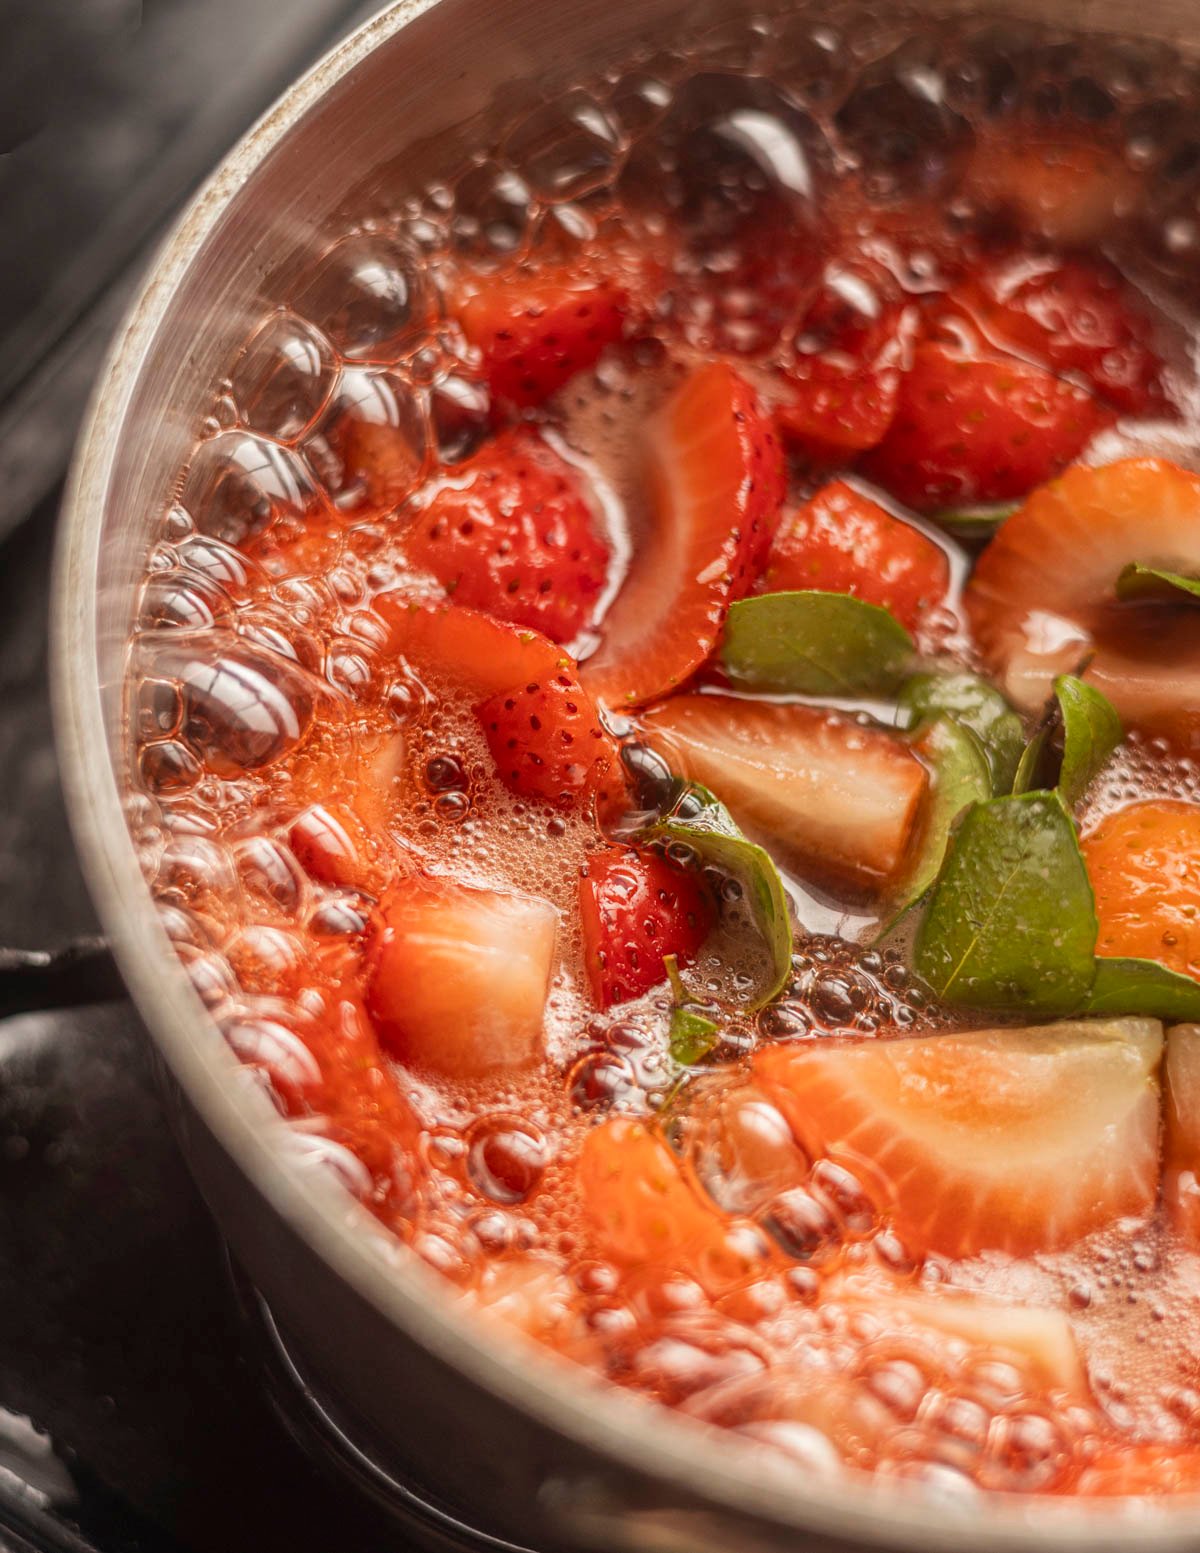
xmin=476 ymin=671 xmax=622 ymax=810
xmin=860 ymin=343 xmax=1112 ymax=512
xmin=774 ymin=259 xmax=918 ymax=459
xmin=367 ymin=872 xmax=557 ymax=1076
xmin=375 ymin=599 xmax=569 ymax=701
xmin=457 ymin=265 xmax=627 ymax=409
xmin=580 ymin=362 xmax=786 ymax=709
xmin=1083 ymin=801 xmax=1200 ymax=985
xmin=965 ymin=457 xmax=1200 ymax=728
xmin=578 ymin=1116 xmax=766 ymax=1292
xmin=1165 ymin=1023 xmax=1200 ymax=1242
xmin=578 ymin=847 xmax=715 ymax=1007
xmin=964 ymin=128 xmax=1143 ymax=247
xmin=757 ymin=480 xmax=949 ymax=632
xmin=755 ymin=1019 xmax=1163 ymax=1260
xmin=403 ymin=428 xmax=609 ymax=644
xmin=935 ymin=253 xmax=1168 ymax=417
xmin=642 ymin=693 xmax=927 ymax=891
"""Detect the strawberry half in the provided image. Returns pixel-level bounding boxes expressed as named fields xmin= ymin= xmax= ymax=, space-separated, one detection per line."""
xmin=755 ymin=1018 xmax=1163 ymax=1260
xmin=642 ymin=693 xmax=927 ymax=891
xmin=578 ymin=847 xmax=715 ymax=1006
xmin=757 ymin=479 xmax=949 ymax=632
xmin=457 ymin=265 xmax=627 ymax=409
xmin=861 ymin=343 xmax=1112 ymax=512
xmin=375 ymin=599 xmax=569 ymax=700
xmin=935 ymin=253 xmax=1168 ymax=417
xmin=965 ymin=457 xmax=1200 ymax=730
xmin=404 ymin=428 xmax=609 ymax=644
xmin=1083 ymin=801 xmax=1200 ymax=985
xmin=1165 ymin=1023 xmax=1200 ymax=1243
xmin=477 ymin=671 xmax=622 ymax=810
xmin=580 ymin=362 xmax=786 ymax=709
xmin=774 ymin=258 xmax=918 ymax=459
xmin=367 ymin=872 xmax=557 ymax=1076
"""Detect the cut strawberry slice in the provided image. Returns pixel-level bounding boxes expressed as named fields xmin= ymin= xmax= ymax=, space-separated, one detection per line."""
xmin=580 ymin=363 xmax=786 ymax=709
xmin=964 ymin=129 xmax=1143 ymax=247
xmin=755 ymin=1019 xmax=1163 ymax=1260
xmin=476 ymin=671 xmax=623 ymax=810
xmin=457 ymin=265 xmax=627 ymax=409
xmin=1083 ymin=801 xmax=1200 ymax=984
xmin=641 ymin=693 xmax=927 ymax=891
xmin=375 ymin=599 xmax=569 ymax=701
xmin=578 ymin=1116 xmax=766 ymax=1292
xmin=935 ymin=253 xmax=1168 ymax=417
xmin=774 ymin=258 xmax=918 ymax=459
xmin=1164 ymin=1023 xmax=1200 ymax=1241
xmin=578 ymin=847 xmax=715 ymax=1006
xmin=965 ymin=457 xmax=1200 ymax=728
xmin=757 ymin=480 xmax=949 ymax=633
xmin=367 ymin=872 xmax=557 ymax=1076
xmin=860 ymin=343 xmax=1112 ymax=512
xmin=404 ymin=428 xmax=610 ymax=644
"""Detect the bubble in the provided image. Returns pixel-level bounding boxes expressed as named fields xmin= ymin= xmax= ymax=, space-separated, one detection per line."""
xmin=223 ymin=1011 xmax=323 ymax=1104
xmin=430 ymin=374 xmax=491 ymax=463
xmin=506 ymin=90 xmax=622 ymax=202
xmin=304 ymin=365 xmax=430 ymax=510
xmin=294 ymin=233 xmax=434 ymax=361
xmin=231 ymin=309 xmax=337 ymax=441
xmin=466 ymin=1115 xmax=547 ymax=1204
xmin=452 ymin=162 xmax=534 ymax=259
xmin=182 ymin=430 xmax=321 ymax=546
xmin=139 ymin=739 xmax=201 ymax=794
xmin=835 ymin=45 xmax=974 ymax=200
xmin=234 ymin=835 xmax=308 ymax=916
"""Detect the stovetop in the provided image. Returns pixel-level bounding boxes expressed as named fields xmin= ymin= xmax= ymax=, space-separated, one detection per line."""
xmin=0 ymin=2 xmax=490 ymax=1548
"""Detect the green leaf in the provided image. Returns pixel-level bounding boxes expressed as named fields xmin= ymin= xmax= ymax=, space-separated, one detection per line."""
xmin=1011 ymin=727 xmax=1048 ymax=795
xmin=896 ymin=716 xmax=992 ymax=908
xmin=636 ymin=784 xmax=793 ymax=1010
xmin=721 ymin=591 xmax=914 ymax=697
xmin=668 ymin=1005 xmax=721 ymax=1065
xmin=1055 ymin=675 xmax=1122 ymax=808
xmin=930 ymin=501 xmax=1020 ymax=539
xmin=1116 ymin=563 xmax=1200 ymax=605
xmin=1082 ymin=957 xmax=1200 ymax=1019
xmin=913 ymin=790 xmax=1097 ymax=1013
xmin=899 ymin=672 xmax=1025 ymax=794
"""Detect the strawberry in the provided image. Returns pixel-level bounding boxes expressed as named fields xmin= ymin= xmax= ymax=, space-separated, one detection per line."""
xmin=641 ymin=694 xmax=927 ymax=891
xmin=367 ymin=872 xmax=557 ymax=1076
xmin=457 ymin=264 xmax=627 ymax=409
xmin=934 ymin=253 xmax=1168 ymax=418
xmin=578 ymin=847 xmax=715 ymax=1006
xmin=757 ymin=479 xmax=949 ymax=632
xmin=755 ymin=1018 xmax=1163 ymax=1260
xmin=774 ymin=258 xmax=918 ymax=459
xmin=375 ymin=599 xmax=569 ymax=701
xmin=1165 ymin=1023 xmax=1200 ymax=1242
xmin=1083 ymin=801 xmax=1200 ymax=985
xmin=580 ymin=362 xmax=786 ymax=709
xmin=578 ymin=1116 xmax=765 ymax=1292
xmin=476 ymin=671 xmax=622 ymax=810
xmin=963 ymin=128 xmax=1143 ymax=247
xmin=860 ymin=343 xmax=1112 ymax=512
xmin=404 ymin=428 xmax=609 ymax=644
xmin=965 ymin=457 xmax=1200 ymax=729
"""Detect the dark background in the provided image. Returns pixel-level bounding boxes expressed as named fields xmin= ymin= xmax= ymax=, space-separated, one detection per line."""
xmin=0 ymin=3 xmax=423 ymax=1549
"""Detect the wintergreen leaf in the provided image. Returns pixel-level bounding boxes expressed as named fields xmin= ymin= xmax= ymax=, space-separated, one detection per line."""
xmin=668 ymin=1005 xmax=721 ymax=1065
xmin=1116 ymin=563 xmax=1200 ymax=605
xmin=1055 ymin=675 xmax=1122 ymax=808
xmin=930 ymin=500 xmax=1020 ymax=539
xmin=1011 ymin=727 xmax=1048 ymax=795
xmin=896 ymin=716 xmax=992 ymax=908
xmin=1082 ymin=957 xmax=1200 ymax=1019
xmin=636 ymin=784 xmax=792 ymax=1010
xmin=721 ymin=591 xmax=914 ymax=697
xmin=899 ymin=671 xmax=1025 ymax=794
xmin=913 ymin=790 xmax=1097 ymax=1013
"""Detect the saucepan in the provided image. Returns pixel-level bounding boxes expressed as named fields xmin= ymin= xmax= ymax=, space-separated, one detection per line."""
xmin=52 ymin=0 xmax=1200 ymax=1547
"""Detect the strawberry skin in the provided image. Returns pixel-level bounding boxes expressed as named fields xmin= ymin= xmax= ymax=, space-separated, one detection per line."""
xmin=642 ymin=693 xmax=927 ymax=891
xmin=860 ymin=343 xmax=1112 ymax=511
xmin=405 ymin=428 xmax=609 ymax=644
xmin=476 ymin=671 xmax=622 ymax=810
xmin=755 ymin=1018 xmax=1163 ymax=1260
xmin=758 ymin=479 xmax=949 ymax=632
xmin=1165 ymin=1024 xmax=1200 ymax=1242
xmin=935 ymin=253 xmax=1167 ymax=417
xmin=578 ymin=847 xmax=715 ymax=1006
xmin=1083 ymin=801 xmax=1200 ymax=986
xmin=376 ymin=599 xmax=569 ymax=700
xmin=458 ymin=267 xmax=626 ymax=409
xmin=581 ymin=362 xmax=786 ymax=709
xmin=367 ymin=873 xmax=557 ymax=1076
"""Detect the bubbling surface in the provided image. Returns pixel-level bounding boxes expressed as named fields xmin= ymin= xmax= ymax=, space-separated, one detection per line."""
xmin=124 ymin=5 xmax=1200 ymax=1500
